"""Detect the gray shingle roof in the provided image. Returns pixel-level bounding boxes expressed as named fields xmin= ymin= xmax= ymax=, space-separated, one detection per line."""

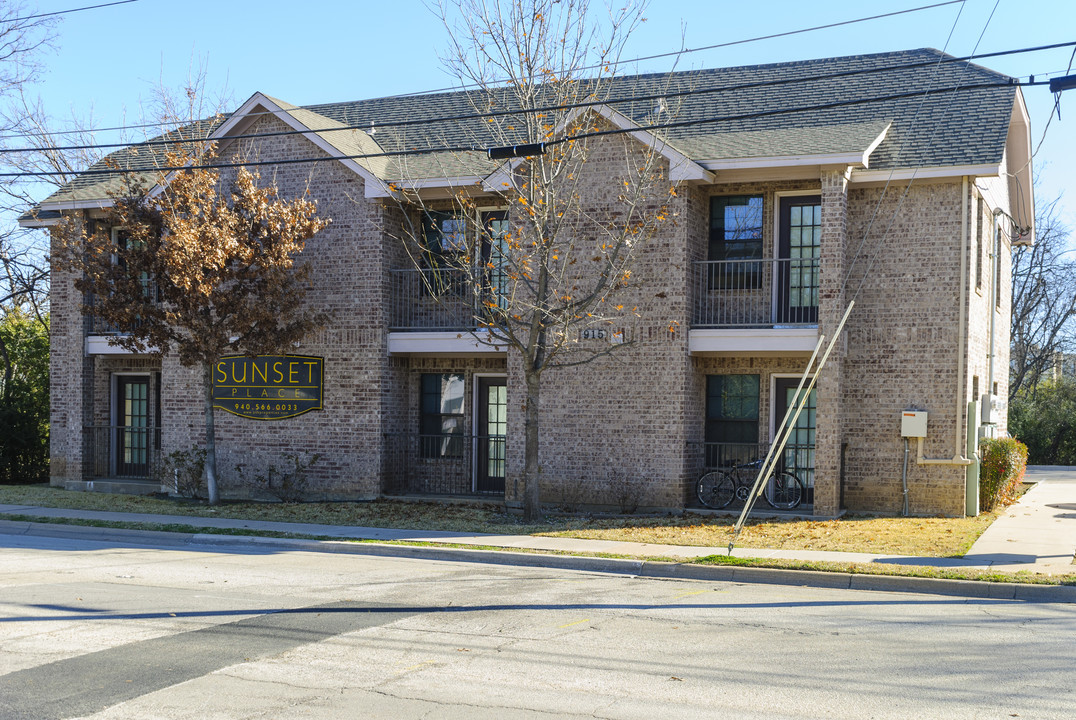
xmin=37 ymin=47 xmax=1018 ymax=206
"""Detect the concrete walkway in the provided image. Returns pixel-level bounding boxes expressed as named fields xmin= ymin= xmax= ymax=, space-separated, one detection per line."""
xmin=963 ymin=465 xmax=1076 ymax=574
xmin=1 ymin=465 xmax=1073 ymax=576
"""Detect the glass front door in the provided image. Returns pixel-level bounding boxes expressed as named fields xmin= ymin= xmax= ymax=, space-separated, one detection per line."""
xmin=777 ymin=196 xmax=821 ymax=324
xmin=774 ymin=377 xmax=815 ymax=498
xmin=115 ymin=376 xmax=149 ymax=477
xmin=476 ymin=376 xmax=507 ymax=493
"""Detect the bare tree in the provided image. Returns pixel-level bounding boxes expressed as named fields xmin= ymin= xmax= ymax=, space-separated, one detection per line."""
xmin=0 ymin=3 xmax=63 ymax=343
xmin=53 ymin=146 xmax=330 ymax=504
xmin=387 ymin=0 xmax=675 ymax=520
xmin=1010 ymin=193 xmax=1076 ymax=403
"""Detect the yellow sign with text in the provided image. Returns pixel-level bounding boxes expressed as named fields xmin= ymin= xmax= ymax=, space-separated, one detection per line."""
xmin=212 ymin=355 xmax=324 ymax=420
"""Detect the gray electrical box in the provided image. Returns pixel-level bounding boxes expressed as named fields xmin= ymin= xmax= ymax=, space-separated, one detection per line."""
xmin=901 ymin=411 xmax=928 ymax=437
xmin=981 ymin=394 xmax=1007 ymax=425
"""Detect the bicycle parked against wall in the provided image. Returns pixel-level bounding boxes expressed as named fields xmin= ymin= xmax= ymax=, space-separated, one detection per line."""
xmin=696 ymin=458 xmax=806 ymax=510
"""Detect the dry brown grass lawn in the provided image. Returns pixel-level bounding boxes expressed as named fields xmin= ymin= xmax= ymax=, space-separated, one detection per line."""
xmin=0 ymin=483 xmax=1007 ymax=558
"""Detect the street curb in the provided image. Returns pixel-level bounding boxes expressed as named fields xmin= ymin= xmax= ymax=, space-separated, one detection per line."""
xmin=4 ymin=519 xmax=1075 ymax=603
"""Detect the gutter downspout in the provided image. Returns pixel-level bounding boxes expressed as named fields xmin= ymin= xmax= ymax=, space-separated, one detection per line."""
xmin=917 ymin=175 xmax=973 ymax=467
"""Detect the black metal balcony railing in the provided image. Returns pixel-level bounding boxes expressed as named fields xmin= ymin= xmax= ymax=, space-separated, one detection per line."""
xmin=84 ymin=425 xmax=162 ymax=480
xmin=693 ymin=258 xmax=819 ymax=328
xmin=383 ymin=433 xmax=506 ymax=496
xmin=389 ymin=268 xmax=477 ymax=331
xmin=88 ymin=279 xmax=159 ymax=335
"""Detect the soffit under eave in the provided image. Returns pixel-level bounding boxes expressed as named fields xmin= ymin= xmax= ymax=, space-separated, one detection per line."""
xmin=1006 ymin=91 xmax=1034 ymax=241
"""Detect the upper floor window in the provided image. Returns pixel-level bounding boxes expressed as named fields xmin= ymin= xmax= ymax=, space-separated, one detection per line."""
xmin=709 ymin=195 xmax=763 ymax=289
xmin=423 ymin=211 xmax=469 ymax=257
xmin=709 ymin=195 xmax=763 ymax=262
xmin=975 ymin=197 xmax=984 ymax=291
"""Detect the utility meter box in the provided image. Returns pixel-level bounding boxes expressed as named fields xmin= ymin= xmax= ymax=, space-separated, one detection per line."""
xmin=901 ymin=411 xmax=928 ymax=438
xmin=981 ymin=394 xmax=1007 ymax=425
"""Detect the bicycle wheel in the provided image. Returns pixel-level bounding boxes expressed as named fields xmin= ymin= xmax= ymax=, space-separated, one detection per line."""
xmin=764 ymin=471 xmax=804 ymax=510
xmin=696 ymin=471 xmax=736 ymax=509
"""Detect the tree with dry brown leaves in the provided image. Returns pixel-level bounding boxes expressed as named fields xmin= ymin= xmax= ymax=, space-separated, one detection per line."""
xmin=389 ymin=0 xmax=675 ymax=520
xmin=54 ymin=147 xmax=329 ymax=504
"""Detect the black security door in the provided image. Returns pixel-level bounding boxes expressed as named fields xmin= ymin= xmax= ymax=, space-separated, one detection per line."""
xmin=777 ymin=196 xmax=821 ymax=324
xmin=115 ymin=376 xmax=150 ymax=477
xmin=773 ymin=378 xmax=815 ymax=500
xmin=476 ymin=377 xmax=507 ymax=493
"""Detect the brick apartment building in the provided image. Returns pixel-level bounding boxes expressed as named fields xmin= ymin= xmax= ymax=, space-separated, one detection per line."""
xmin=27 ymin=48 xmax=1034 ymax=516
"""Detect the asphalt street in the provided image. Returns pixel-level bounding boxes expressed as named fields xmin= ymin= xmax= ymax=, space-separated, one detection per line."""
xmin=1 ymin=531 xmax=1074 ymax=719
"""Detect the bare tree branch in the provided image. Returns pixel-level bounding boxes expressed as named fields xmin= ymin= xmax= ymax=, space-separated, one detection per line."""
xmin=1010 ymin=192 xmax=1076 ymax=403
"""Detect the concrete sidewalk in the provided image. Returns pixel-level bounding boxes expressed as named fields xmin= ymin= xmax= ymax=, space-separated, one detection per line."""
xmin=963 ymin=465 xmax=1076 ymax=574
xmin=1 ymin=465 xmax=1074 ymax=574
xmin=0 ymin=465 xmax=1073 ymax=606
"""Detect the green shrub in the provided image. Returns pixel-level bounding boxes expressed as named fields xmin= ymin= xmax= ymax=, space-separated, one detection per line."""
xmin=979 ymin=437 xmax=1028 ymax=511
xmin=154 ymin=448 xmax=207 ymax=499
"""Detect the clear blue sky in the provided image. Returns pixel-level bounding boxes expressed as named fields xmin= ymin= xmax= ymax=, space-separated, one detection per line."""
xmin=23 ymin=0 xmax=1076 ymax=230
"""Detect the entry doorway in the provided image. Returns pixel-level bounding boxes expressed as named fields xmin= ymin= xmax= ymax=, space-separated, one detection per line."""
xmin=773 ymin=377 xmax=815 ymax=500
xmin=475 ymin=376 xmax=507 ymax=494
xmin=776 ymin=195 xmax=821 ymax=324
xmin=114 ymin=375 xmax=150 ymax=477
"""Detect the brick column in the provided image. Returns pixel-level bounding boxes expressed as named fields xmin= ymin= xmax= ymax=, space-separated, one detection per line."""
xmin=814 ymin=168 xmax=850 ymax=516
xmin=48 ymin=219 xmax=93 ymax=487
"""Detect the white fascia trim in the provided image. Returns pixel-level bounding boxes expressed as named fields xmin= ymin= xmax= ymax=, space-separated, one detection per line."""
xmin=208 ymin=92 xmax=387 ymax=199
xmin=21 ymin=198 xmax=117 ymax=226
xmin=688 ymin=327 xmax=819 ymax=355
xmin=850 ymin=164 xmax=1000 ymax=184
xmin=387 ymin=330 xmax=507 ymax=355
xmin=86 ymin=335 xmax=158 ymax=355
xmin=365 ymin=175 xmax=486 ymax=199
xmin=18 ymin=217 xmax=64 ymax=228
xmin=32 ymin=198 xmax=116 ymax=212
xmin=482 ymin=103 xmax=713 ymax=191
xmin=701 ymin=152 xmax=865 ymax=171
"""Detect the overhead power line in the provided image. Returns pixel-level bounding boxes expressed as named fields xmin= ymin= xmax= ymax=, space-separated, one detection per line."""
xmin=388 ymin=0 xmax=967 ymax=98
xmin=1 ymin=41 xmax=1071 ymax=157
xmin=1 ymin=78 xmax=1050 ymax=180
xmin=3 ymin=0 xmax=139 ymax=23
xmin=0 ymin=0 xmax=972 ymax=142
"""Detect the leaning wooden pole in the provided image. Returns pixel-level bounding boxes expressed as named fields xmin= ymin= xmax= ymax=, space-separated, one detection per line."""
xmin=729 ymin=301 xmax=855 ymax=552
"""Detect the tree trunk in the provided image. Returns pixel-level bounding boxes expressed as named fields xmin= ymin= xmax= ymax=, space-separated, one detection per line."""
xmin=522 ymin=369 xmax=542 ymax=521
xmin=202 ymin=363 xmax=220 ymax=505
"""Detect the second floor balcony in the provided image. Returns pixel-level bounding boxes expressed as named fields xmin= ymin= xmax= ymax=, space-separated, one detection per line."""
xmin=388 ymin=258 xmax=820 ymax=355
xmin=689 ymin=257 xmax=820 ymax=356
xmin=692 ymin=257 xmax=819 ymax=328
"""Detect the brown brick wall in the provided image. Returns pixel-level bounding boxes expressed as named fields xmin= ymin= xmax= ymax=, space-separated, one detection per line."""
xmin=48 ymin=111 xmax=1014 ymax=517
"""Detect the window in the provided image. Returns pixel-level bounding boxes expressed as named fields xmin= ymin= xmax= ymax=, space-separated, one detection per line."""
xmin=111 ymin=226 xmax=156 ymax=301
xmin=423 ymin=211 xmax=469 ymax=257
xmin=975 ymin=197 xmax=984 ymax=291
xmin=705 ymin=374 xmax=760 ymax=467
xmin=994 ymin=224 xmax=1002 ymax=310
xmin=420 ymin=373 xmax=466 ymax=458
xmin=709 ymin=195 xmax=763 ymax=289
